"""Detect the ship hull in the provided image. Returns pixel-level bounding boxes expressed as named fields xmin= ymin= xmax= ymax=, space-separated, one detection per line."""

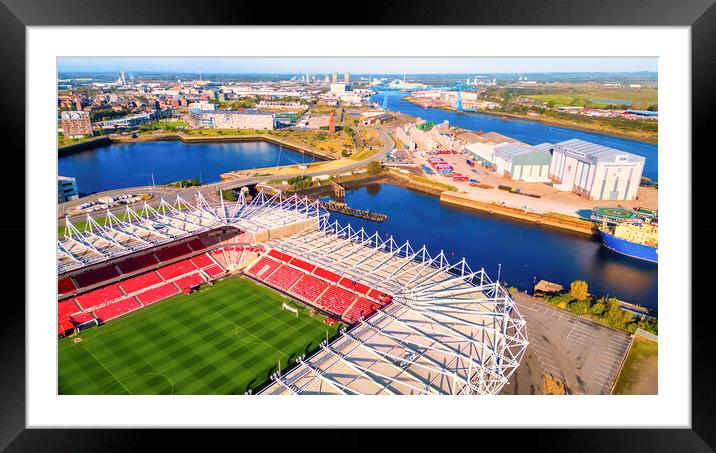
xmin=598 ymin=230 xmax=658 ymax=263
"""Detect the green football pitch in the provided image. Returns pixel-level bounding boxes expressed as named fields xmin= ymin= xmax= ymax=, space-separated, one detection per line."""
xmin=58 ymin=276 xmax=342 ymax=395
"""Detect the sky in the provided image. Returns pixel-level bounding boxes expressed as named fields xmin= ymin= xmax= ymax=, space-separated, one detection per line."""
xmin=57 ymin=57 xmax=657 ymax=74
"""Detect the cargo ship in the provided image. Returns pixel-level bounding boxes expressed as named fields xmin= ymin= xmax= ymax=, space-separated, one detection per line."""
xmin=591 ymin=207 xmax=658 ymax=263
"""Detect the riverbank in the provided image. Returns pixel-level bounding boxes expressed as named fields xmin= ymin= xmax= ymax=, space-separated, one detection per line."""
xmin=403 ymin=96 xmax=658 ymax=144
xmin=57 ymin=136 xmax=113 ymax=156
xmin=112 ymin=131 xmax=336 ymax=161
xmin=439 ymin=191 xmax=597 ymax=236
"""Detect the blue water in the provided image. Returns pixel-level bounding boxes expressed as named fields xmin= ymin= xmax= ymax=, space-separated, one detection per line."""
xmin=58 ymin=140 xmax=320 ymax=194
xmin=325 ymin=183 xmax=657 ymax=312
xmin=373 ymin=91 xmax=658 ymax=181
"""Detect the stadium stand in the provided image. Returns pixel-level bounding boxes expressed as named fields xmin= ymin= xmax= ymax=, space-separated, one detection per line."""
xmin=211 ymin=249 xmax=228 ymax=268
xmin=94 ymin=298 xmax=141 ymax=322
xmin=136 ymin=283 xmax=180 ymax=305
xmin=343 ymin=297 xmax=381 ymax=323
xmin=316 ymin=285 xmax=356 ymax=316
xmin=174 ymin=273 xmax=205 ymax=290
xmin=190 ymin=254 xmax=214 ymax=269
xmin=157 ymin=260 xmax=197 ymax=280
xmin=117 ymin=253 xmax=159 ymax=274
xmin=314 ymin=267 xmax=342 ymax=283
xmin=288 ymin=257 xmax=316 ymax=273
xmin=71 ymin=312 xmax=96 ymax=325
xmin=58 ymin=299 xmax=81 ymax=319
xmin=155 ymin=243 xmax=192 ymax=262
xmin=58 ymin=277 xmax=76 ymax=294
xmin=186 ymin=238 xmax=205 ymax=252
xmin=266 ymin=265 xmax=304 ymax=291
xmin=290 ymin=274 xmax=330 ymax=302
xmin=367 ymin=289 xmax=393 ymax=305
xmin=338 ymin=277 xmax=371 ymax=295
xmin=118 ymin=272 xmax=163 ymax=295
xmin=247 ymin=257 xmax=281 ymax=279
xmin=203 ymin=265 xmax=225 ymax=278
xmin=73 ymin=265 xmax=120 ymax=288
xmin=268 ymin=249 xmax=292 ymax=262
xmin=75 ymin=284 xmax=124 ymax=310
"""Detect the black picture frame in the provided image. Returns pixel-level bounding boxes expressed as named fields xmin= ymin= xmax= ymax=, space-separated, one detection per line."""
xmin=2 ymin=0 xmax=710 ymax=449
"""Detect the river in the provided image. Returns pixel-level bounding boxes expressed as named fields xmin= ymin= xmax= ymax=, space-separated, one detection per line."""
xmin=372 ymin=91 xmax=658 ymax=181
xmin=324 ymin=183 xmax=658 ymax=312
xmin=58 ymin=140 xmax=320 ymax=194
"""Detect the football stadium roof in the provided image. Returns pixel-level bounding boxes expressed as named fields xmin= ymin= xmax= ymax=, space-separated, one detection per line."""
xmin=260 ymin=222 xmax=529 ymax=395
xmin=57 ymin=191 xmax=327 ymax=274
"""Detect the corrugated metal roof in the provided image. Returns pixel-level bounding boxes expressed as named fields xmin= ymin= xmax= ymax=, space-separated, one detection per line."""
xmin=495 ymin=142 xmax=552 ymax=159
xmin=556 ymin=139 xmax=645 ymax=163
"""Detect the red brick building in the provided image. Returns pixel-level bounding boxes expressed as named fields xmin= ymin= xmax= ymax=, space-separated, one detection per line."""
xmin=59 ymin=111 xmax=93 ymax=138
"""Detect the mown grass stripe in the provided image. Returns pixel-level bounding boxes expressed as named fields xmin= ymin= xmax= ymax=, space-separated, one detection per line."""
xmin=59 ymin=276 xmax=341 ymax=395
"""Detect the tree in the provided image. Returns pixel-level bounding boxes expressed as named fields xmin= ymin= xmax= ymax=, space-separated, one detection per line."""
xmin=219 ymin=189 xmax=237 ymax=201
xmin=367 ymin=161 xmax=383 ymax=175
xmin=569 ymin=280 xmax=589 ymax=301
xmin=568 ymin=299 xmax=591 ymax=315
xmin=190 ymin=177 xmax=200 ymax=187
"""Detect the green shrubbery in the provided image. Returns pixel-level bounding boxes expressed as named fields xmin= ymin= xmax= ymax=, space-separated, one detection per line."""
xmin=287 ymin=175 xmax=312 ymax=190
xmin=541 ymin=280 xmax=657 ymax=335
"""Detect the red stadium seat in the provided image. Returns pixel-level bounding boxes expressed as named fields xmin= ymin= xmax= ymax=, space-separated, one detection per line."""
xmin=339 ymin=277 xmax=370 ymax=295
xmin=174 ymin=273 xmax=204 ymax=290
xmin=203 ymin=265 xmax=225 ymax=278
xmin=289 ymin=257 xmax=316 ymax=273
xmin=367 ymin=289 xmax=393 ymax=305
xmin=118 ymin=272 xmax=163 ymax=294
xmin=190 ymin=254 xmax=214 ymax=269
xmin=71 ymin=312 xmax=96 ymax=324
xmin=314 ymin=267 xmax=341 ymax=283
xmin=94 ymin=298 xmax=141 ymax=322
xmin=157 ymin=260 xmax=196 ymax=280
xmin=155 ymin=243 xmax=192 ymax=262
xmin=58 ymin=277 xmax=76 ymax=294
xmin=75 ymin=284 xmax=124 ymax=310
xmin=117 ymin=253 xmax=159 ymax=274
xmin=136 ymin=283 xmax=179 ymax=305
xmin=186 ymin=238 xmax=205 ymax=252
xmin=317 ymin=286 xmax=356 ymax=316
xmin=246 ymin=257 xmax=281 ymax=279
xmin=290 ymin=275 xmax=330 ymax=302
xmin=73 ymin=265 xmax=120 ymax=288
xmin=58 ymin=299 xmax=81 ymax=320
xmin=268 ymin=249 xmax=293 ymax=263
xmin=343 ymin=298 xmax=381 ymax=323
xmin=266 ymin=265 xmax=304 ymax=291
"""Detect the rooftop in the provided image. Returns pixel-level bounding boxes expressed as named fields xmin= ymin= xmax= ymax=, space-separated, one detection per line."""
xmin=556 ymin=139 xmax=646 ymax=163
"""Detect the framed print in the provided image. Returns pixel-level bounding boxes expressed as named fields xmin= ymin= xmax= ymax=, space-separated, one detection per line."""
xmin=2 ymin=0 xmax=712 ymax=449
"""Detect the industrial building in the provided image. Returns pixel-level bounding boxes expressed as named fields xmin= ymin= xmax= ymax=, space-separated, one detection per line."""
xmin=58 ymin=176 xmax=79 ymax=203
xmin=548 ymin=139 xmax=645 ymax=201
xmin=187 ymin=109 xmax=275 ymax=130
xmin=59 ymin=111 xmax=93 ymax=138
xmin=493 ymin=143 xmax=553 ymax=182
xmin=462 ymin=131 xmax=523 ymax=165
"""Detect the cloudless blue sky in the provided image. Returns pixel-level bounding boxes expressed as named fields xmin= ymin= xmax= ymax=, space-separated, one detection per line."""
xmin=58 ymin=57 xmax=657 ymax=74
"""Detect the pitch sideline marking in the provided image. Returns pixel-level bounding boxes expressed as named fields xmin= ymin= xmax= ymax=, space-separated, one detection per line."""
xmin=80 ymin=344 xmax=133 ymax=395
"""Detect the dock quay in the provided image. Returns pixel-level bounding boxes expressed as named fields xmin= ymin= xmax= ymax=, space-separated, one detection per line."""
xmin=321 ymin=200 xmax=387 ymax=222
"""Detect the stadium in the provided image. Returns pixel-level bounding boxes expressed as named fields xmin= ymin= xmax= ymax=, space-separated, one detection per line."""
xmin=57 ymin=191 xmax=529 ymax=395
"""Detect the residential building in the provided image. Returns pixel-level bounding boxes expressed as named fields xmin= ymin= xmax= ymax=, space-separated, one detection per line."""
xmin=59 ymin=111 xmax=93 ymax=138
xmin=58 ymin=176 xmax=79 ymax=202
xmin=187 ymin=109 xmax=275 ymax=130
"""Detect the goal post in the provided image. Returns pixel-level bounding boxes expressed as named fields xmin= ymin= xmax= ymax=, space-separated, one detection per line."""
xmin=282 ymin=302 xmax=299 ymax=317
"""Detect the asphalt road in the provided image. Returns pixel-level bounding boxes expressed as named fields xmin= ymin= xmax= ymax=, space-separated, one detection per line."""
xmin=502 ymin=291 xmax=633 ymax=395
xmin=58 ymin=127 xmax=394 ymax=222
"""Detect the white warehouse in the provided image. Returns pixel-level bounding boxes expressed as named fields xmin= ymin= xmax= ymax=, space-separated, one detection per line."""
xmin=493 ymin=143 xmax=553 ymax=182
xmin=548 ymin=139 xmax=645 ymax=201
